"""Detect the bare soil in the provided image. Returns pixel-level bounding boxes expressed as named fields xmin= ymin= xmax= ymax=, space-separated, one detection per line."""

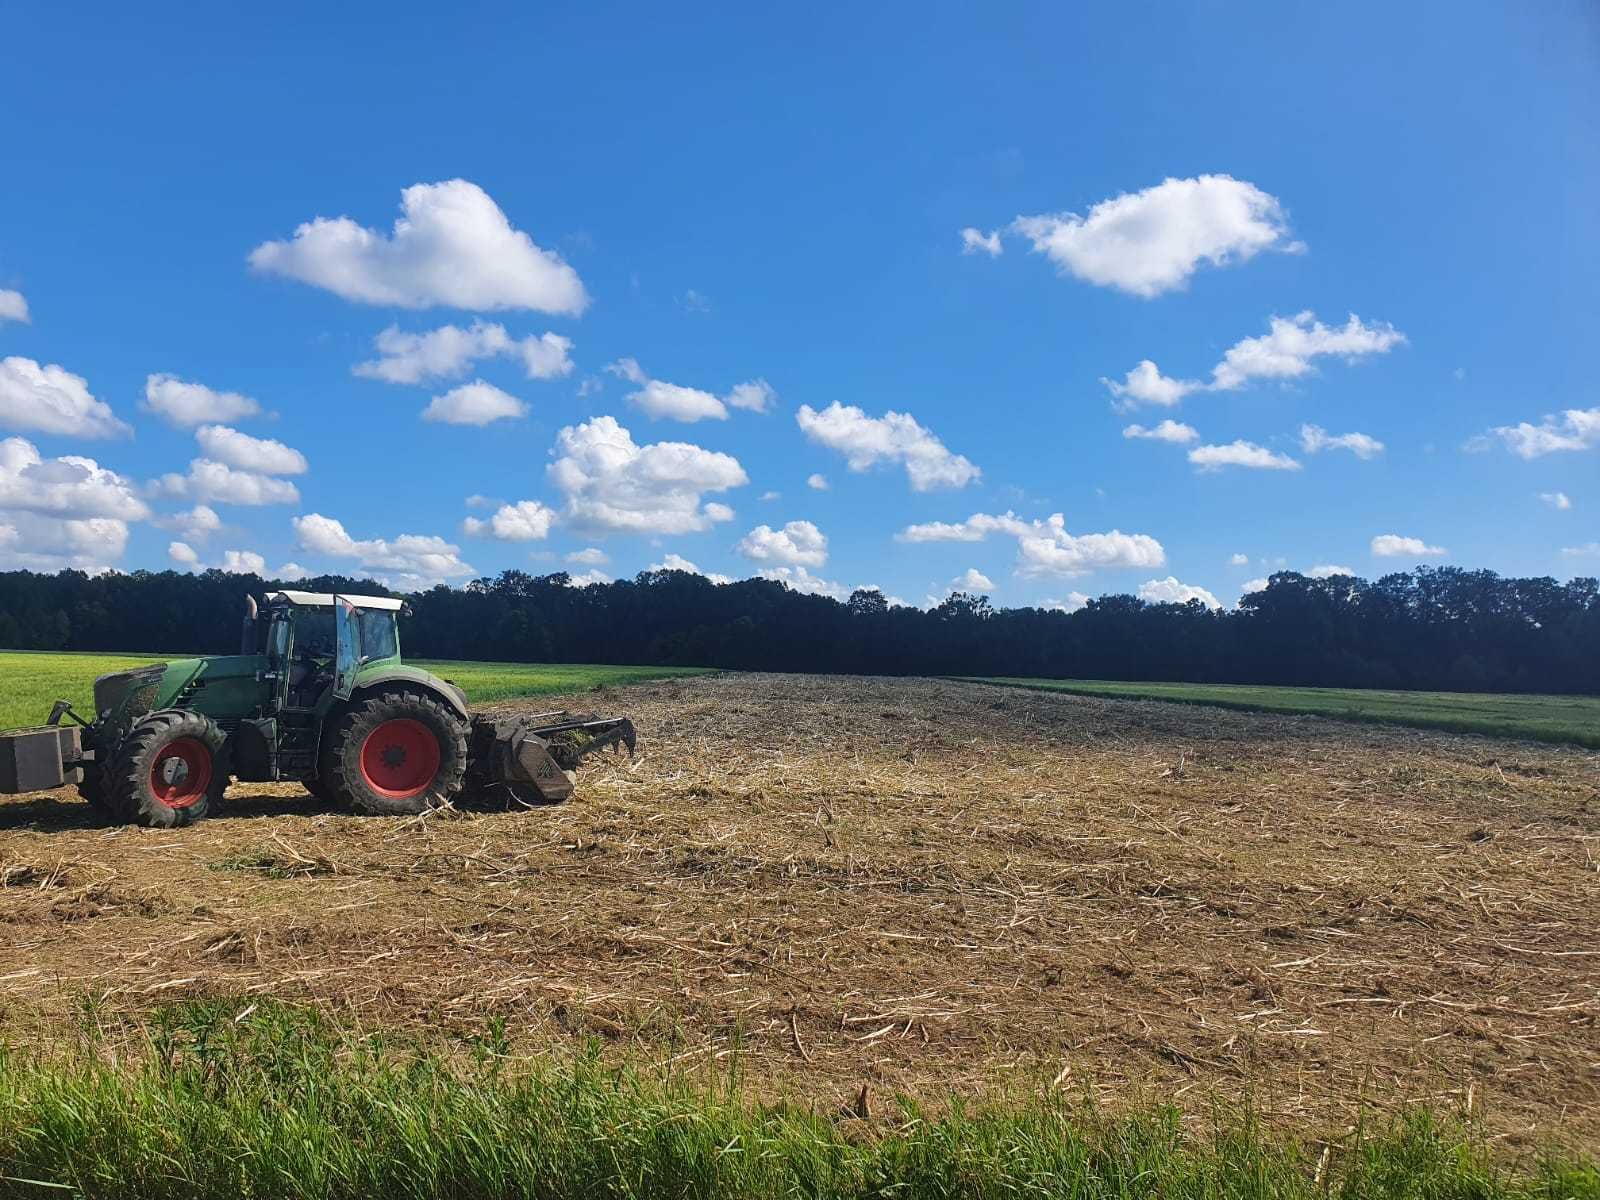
xmin=2 ymin=674 xmax=1596 ymax=1145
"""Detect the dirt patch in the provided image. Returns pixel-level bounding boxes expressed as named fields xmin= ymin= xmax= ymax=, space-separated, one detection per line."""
xmin=1 ymin=674 xmax=1596 ymax=1145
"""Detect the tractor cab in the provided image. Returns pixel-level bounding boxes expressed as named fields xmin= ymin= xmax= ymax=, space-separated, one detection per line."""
xmin=256 ymin=591 xmax=406 ymax=711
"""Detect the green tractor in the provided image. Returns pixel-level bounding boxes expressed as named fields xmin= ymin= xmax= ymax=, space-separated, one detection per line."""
xmin=0 ymin=591 xmax=635 ymax=827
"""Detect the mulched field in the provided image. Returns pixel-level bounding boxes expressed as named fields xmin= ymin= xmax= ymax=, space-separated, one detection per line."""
xmin=2 ymin=674 xmax=1596 ymax=1146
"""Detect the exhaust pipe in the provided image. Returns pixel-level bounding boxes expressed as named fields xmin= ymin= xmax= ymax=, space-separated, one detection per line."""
xmin=241 ymin=594 xmax=258 ymax=655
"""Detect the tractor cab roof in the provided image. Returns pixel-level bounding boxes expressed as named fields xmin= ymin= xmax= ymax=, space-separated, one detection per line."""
xmin=265 ymin=590 xmax=405 ymax=611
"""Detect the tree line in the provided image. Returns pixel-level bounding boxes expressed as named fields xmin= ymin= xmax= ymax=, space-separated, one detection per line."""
xmin=1 ymin=565 xmax=1596 ymax=694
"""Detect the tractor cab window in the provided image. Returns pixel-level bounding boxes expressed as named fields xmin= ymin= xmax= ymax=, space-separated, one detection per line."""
xmin=358 ymin=610 xmax=399 ymax=663
xmin=293 ymin=609 xmax=336 ymax=660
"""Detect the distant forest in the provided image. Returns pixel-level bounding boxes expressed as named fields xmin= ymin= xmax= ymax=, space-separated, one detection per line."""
xmin=2 ymin=565 xmax=1597 ymax=695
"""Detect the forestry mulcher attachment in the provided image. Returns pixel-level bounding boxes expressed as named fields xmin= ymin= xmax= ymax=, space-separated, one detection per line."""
xmin=0 ymin=591 xmax=635 ymax=827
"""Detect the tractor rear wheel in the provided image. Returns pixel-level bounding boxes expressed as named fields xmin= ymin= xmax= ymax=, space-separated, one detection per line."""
xmin=321 ymin=691 xmax=467 ymax=816
xmin=104 ymin=710 xmax=229 ymax=827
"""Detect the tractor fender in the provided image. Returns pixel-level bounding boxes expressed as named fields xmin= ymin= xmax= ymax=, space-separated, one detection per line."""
xmin=345 ymin=667 xmax=470 ymax=721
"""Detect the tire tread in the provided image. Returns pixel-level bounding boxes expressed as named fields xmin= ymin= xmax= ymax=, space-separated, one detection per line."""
xmin=322 ymin=690 xmax=467 ymax=816
xmin=103 ymin=709 xmax=228 ymax=828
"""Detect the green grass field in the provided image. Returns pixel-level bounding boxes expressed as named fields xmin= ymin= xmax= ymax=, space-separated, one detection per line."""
xmin=0 ymin=1000 xmax=1591 ymax=1200
xmin=968 ymin=677 xmax=1600 ymax=749
xmin=0 ymin=650 xmax=710 ymax=732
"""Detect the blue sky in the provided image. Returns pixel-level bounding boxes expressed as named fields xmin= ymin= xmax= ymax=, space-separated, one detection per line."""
xmin=2 ymin=1 xmax=1596 ymax=609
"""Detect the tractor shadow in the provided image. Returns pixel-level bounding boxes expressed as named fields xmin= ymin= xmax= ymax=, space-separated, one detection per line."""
xmin=0 ymin=787 xmax=327 ymax=832
xmin=0 ymin=793 xmax=105 ymax=833
xmin=0 ymin=787 xmax=559 ymax=833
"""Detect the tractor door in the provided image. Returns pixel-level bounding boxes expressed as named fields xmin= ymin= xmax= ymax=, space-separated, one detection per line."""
xmin=265 ymin=611 xmax=293 ymax=712
xmin=333 ymin=596 xmax=360 ymax=701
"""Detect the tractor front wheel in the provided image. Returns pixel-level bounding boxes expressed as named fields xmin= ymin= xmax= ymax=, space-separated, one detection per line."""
xmin=322 ymin=691 xmax=467 ymax=816
xmin=76 ymin=765 xmax=107 ymax=812
xmin=105 ymin=710 xmax=229 ymax=827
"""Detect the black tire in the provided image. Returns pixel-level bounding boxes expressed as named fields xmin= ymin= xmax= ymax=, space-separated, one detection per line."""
xmin=321 ymin=690 xmax=467 ymax=817
xmin=104 ymin=709 xmax=229 ymax=828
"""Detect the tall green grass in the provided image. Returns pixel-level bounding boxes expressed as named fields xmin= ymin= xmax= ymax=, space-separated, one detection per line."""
xmin=0 ymin=650 xmax=709 ymax=731
xmin=412 ymin=660 xmax=714 ymax=705
xmin=966 ymin=677 xmax=1600 ymax=749
xmin=0 ymin=1001 xmax=1593 ymax=1199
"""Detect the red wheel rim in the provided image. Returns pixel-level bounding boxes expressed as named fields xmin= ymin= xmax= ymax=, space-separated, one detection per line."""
xmin=149 ymin=738 xmax=213 ymax=809
xmin=359 ymin=719 xmax=441 ymax=799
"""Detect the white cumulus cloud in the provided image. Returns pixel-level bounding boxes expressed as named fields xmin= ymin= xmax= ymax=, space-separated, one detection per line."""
xmin=0 ymin=289 xmax=29 ymax=324
xmin=1307 ymin=564 xmax=1354 ymax=578
xmin=0 ymin=438 xmax=147 ymax=572
xmin=155 ymin=460 xmax=300 ymax=506
xmin=0 ymin=438 xmax=149 ymax=520
xmin=959 ymin=227 xmax=1002 ymax=257
xmin=566 ymin=547 xmax=608 ymax=566
xmin=1188 ymin=441 xmax=1301 ymax=472
xmin=220 ymin=549 xmax=267 ymax=576
xmin=735 ymin=520 xmax=827 ymax=567
xmin=1105 ymin=312 xmax=1404 ymax=408
xmin=1371 ymin=533 xmax=1446 ymax=558
xmin=168 ymin=540 xmax=200 ymax=568
xmin=422 ymin=380 xmax=527 ymax=425
xmin=462 ymin=499 xmax=556 ymax=541
xmin=292 ymin=512 xmax=474 ymax=587
xmin=1300 ymin=424 xmax=1384 ymax=459
xmin=806 ymin=472 xmax=829 ymax=490
xmin=548 ymin=415 xmax=747 ymax=535
xmin=1539 ymin=491 xmax=1572 ymax=511
xmin=1211 ymin=313 xmax=1404 ymax=390
xmin=954 ymin=567 xmax=994 ymax=591
xmin=897 ymin=510 xmax=1165 ymax=578
xmin=142 ymin=374 xmax=262 ymax=427
xmin=629 ymin=378 xmax=726 ymax=422
xmin=1123 ymin=419 xmax=1198 ymax=444
xmin=0 ymin=512 xmax=130 ymax=572
xmin=249 ymin=179 xmax=587 ymax=314
xmin=1138 ymin=576 xmax=1222 ymax=608
xmin=649 ymin=553 xmax=732 ymax=584
xmin=354 ymin=321 xmax=574 ymax=384
xmin=796 ymin=402 xmax=979 ymax=491
xmin=897 ymin=512 xmax=1019 ymax=543
xmin=194 ymin=425 xmax=309 ymax=475
xmin=725 ymin=379 xmax=777 ymax=413
xmin=1 ymin=357 xmax=130 ymax=438
xmin=755 ymin=565 xmax=851 ymax=600
xmin=1102 ymin=361 xmax=1201 ymax=408
xmin=1011 ymin=174 xmax=1296 ymax=298
xmin=157 ymin=505 xmax=222 ymax=544
xmin=1489 ymin=406 xmax=1600 ymax=459
xmin=1561 ymin=542 xmax=1599 ymax=559
xmin=1229 ymin=552 xmax=1250 ymax=566
xmin=605 ymin=358 xmax=774 ymax=423
xmin=154 ymin=422 xmax=305 ymax=507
